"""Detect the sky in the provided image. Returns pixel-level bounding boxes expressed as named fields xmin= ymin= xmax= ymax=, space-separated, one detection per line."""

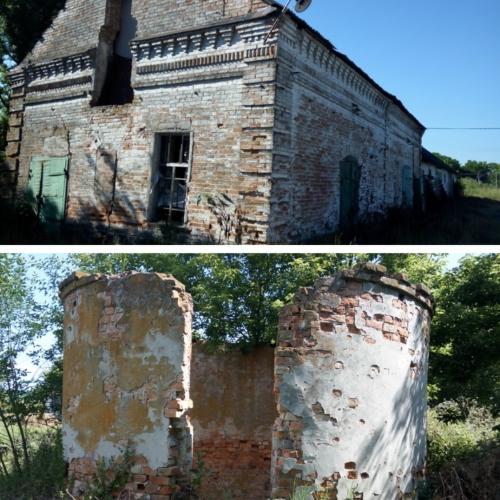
xmin=294 ymin=0 xmax=500 ymax=164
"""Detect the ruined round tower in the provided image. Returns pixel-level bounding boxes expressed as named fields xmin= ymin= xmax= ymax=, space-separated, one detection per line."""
xmin=60 ymin=272 xmax=193 ymax=498
xmin=272 ymin=263 xmax=433 ymax=499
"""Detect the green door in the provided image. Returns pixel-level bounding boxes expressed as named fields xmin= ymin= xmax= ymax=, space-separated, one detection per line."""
xmin=402 ymin=164 xmax=413 ymax=207
xmin=27 ymin=157 xmax=68 ymax=222
xmin=339 ymin=156 xmax=361 ymax=228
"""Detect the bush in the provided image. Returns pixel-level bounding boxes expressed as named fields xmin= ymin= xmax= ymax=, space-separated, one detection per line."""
xmin=0 ymin=428 xmax=66 ymax=499
xmin=426 ymin=401 xmax=500 ymax=499
xmin=427 ymin=400 xmax=500 ymax=471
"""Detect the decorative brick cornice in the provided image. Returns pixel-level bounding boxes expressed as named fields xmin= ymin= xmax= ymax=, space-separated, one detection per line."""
xmin=278 ymin=18 xmax=424 ymax=132
xmin=25 ymin=50 xmax=95 ymax=83
xmin=26 ymin=75 xmax=93 ymax=95
xmin=132 ymin=17 xmax=277 ymax=76
xmin=8 ymin=50 xmax=95 ymax=101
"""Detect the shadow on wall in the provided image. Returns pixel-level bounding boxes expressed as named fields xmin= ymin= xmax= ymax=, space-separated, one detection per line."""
xmin=355 ymin=328 xmax=428 ymax=497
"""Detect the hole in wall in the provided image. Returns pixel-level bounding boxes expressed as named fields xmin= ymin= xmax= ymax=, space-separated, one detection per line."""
xmin=95 ymin=0 xmax=136 ymax=106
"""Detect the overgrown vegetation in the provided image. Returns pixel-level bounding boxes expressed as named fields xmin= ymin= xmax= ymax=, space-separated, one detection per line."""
xmin=0 ymin=428 xmax=65 ymax=499
xmin=0 ymin=254 xmax=499 ymax=499
xmin=313 ymin=184 xmax=500 ymax=244
xmin=461 ymin=177 xmax=500 ymax=201
xmin=427 ymin=400 xmax=499 ymax=471
xmin=83 ymin=444 xmax=134 ymax=500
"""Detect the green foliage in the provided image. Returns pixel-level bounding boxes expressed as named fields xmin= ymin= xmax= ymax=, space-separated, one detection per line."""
xmin=0 ymin=428 xmax=66 ymax=499
xmin=84 ymin=444 xmax=134 ymax=500
xmin=73 ymin=254 xmax=445 ymax=346
xmin=289 ymin=483 xmax=315 ymax=500
xmin=0 ymin=254 xmax=67 ymax=481
xmin=376 ymin=254 xmax=446 ymax=288
xmin=463 ymin=160 xmax=500 ymax=183
xmin=0 ymin=0 xmax=66 ymax=64
xmin=432 ymin=152 xmax=462 ymax=171
xmin=0 ymin=0 xmax=66 ymax=157
xmin=431 ymin=254 xmax=500 ymax=411
xmin=427 ymin=401 xmax=499 ymax=471
xmin=73 ymin=254 xmax=365 ymax=346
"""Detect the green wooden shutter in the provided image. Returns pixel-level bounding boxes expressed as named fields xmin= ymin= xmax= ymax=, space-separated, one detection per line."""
xmin=27 ymin=158 xmax=44 ymax=215
xmin=40 ymin=157 xmax=68 ymax=222
xmin=402 ymin=165 xmax=413 ymax=207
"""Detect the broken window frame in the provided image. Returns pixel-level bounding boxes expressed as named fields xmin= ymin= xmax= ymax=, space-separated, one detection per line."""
xmin=149 ymin=132 xmax=193 ymax=226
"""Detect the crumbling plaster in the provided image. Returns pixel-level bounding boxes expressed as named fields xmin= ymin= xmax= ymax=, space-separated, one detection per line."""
xmin=272 ymin=264 xmax=433 ymax=499
xmin=60 ymin=272 xmax=193 ymax=497
xmin=60 ymin=264 xmax=433 ymax=499
xmin=2 ymin=0 xmax=438 ymax=244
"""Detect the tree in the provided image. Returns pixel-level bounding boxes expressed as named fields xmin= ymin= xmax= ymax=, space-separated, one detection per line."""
xmin=464 ymin=160 xmax=494 ymax=183
xmin=0 ymin=0 xmax=66 ymax=64
xmin=433 ymin=153 xmax=462 ymax=171
xmin=376 ymin=253 xmax=446 ymax=288
xmin=431 ymin=254 xmax=500 ymax=412
xmin=72 ymin=253 xmax=447 ymax=346
xmin=0 ymin=0 xmax=66 ymax=157
xmin=0 ymin=254 xmax=41 ymax=471
xmin=0 ymin=254 xmax=64 ymax=477
xmin=74 ymin=254 xmax=364 ymax=346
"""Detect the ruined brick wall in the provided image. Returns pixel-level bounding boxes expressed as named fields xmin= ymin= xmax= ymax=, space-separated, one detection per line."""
xmin=60 ymin=272 xmax=193 ymax=499
xmin=272 ymin=263 xmax=433 ymax=499
xmin=7 ymin=1 xmax=280 ymax=243
xmin=268 ymin=18 xmax=424 ymax=242
xmin=190 ymin=344 xmax=276 ymax=499
xmin=21 ymin=0 xmax=106 ymax=65
xmin=4 ymin=1 xmax=434 ymax=243
xmin=134 ymin=0 xmax=271 ymax=38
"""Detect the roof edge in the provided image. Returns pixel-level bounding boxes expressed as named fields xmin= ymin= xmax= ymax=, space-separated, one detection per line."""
xmin=264 ymin=0 xmax=425 ymax=131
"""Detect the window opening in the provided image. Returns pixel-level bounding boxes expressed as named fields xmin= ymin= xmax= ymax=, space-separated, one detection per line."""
xmin=151 ymin=134 xmax=192 ymax=225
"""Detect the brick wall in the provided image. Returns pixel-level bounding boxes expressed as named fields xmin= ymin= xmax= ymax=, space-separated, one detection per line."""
xmin=4 ymin=0 xmax=433 ymax=243
xmin=268 ymin=17 xmax=424 ymax=242
xmin=22 ymin=0 xmax=106 ymax=65
xmin=272 ymin=263 xmax=433 ymax=499
xmin=190 ymin=344 xmax=276 ymax=499
xmin=60 ymin=272 xmax=193 ymax=499
xmin=7 ymin=3 xmax=279 ymax=243
xmin=134 ymin=0 xmax=271 ymax=39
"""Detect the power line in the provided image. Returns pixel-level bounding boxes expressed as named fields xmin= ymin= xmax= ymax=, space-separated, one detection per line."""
xmin=427 ymin=127 xmax=500 ymax=130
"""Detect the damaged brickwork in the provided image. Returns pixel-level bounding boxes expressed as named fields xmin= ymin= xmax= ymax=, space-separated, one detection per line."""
xmin=272 ymin=263 xmax=433 ymax=499
xmin=60 ymin=265 xmax=433 ymax=499
xmin=1 ymin=0 xmax=454 ymax=243
xmin=60 ymin=272 xmax=193 ymax=498
xmin=190 ymin=344 xmax=276 ymax=499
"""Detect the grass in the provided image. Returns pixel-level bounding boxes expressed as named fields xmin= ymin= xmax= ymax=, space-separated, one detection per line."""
xmin=461 ymin=178 xmax=500 ymax=201
xmin=311 ymin=180 xmax=500 ymax=245
xmin=0 ymin=427 xmax=66 ymax=500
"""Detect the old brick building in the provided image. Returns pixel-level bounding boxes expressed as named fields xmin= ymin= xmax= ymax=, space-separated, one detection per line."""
xmin=4 ymin=0 xmax=427 ymax=243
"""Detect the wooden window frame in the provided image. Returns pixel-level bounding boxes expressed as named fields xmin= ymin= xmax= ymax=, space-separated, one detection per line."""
xmin=149 ymin=132 xmax=194 ymax=226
